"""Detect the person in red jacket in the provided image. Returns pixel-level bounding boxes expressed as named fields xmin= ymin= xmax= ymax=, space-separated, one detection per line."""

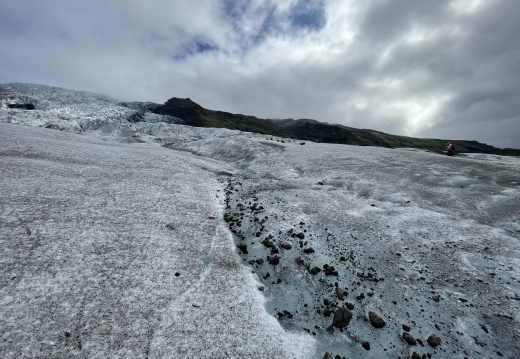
xmin=445 ymin=142 xmax=455 ymax=156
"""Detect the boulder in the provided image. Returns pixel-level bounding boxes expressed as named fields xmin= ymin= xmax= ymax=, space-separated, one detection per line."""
xmin=303 ymin=247 xmax=315 ymax=254
xmin=368 ymin=311 xmax=386 ymax=328
xmin=237 ymin=243 xmax=248 ymax=254
xmin=402 ymin=332 xmax=417 ymax=345
xmin=427 ymin=334 xmax=441 ymax=347
xmin=309 ymin=266 xmax=321 ymax=275
xmin=335 ymin=287 xmax=345 ymax=300
xmin=332 ymin=308 xmax=352 ymax=328
xmin=280 ymin=242 xmax=292 ymax=250
xmin=268 ymin=256 xmax=280 ymax=265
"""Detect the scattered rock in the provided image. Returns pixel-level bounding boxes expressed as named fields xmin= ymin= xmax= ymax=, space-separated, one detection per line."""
xmin=256 ymin=258 xmax=264 ymax=265
xmin=432 ymin=295 xmax=440 ymax=302
xmin=335 ymin=287 xmax=345 ymax=300
xmin=175 ymin=272 xmax=180 ymax=277
xmin=402 ymin=332 xmax=417 ymax=345
xmin=324 ymin=264 xmax=339 ymax=276
xmin=403 ymin=324 xmax=411 ymax=332
xmin=332 ymin=308 xmax=353 ymax=328
xmin=296 ymin=232 xmax=305 ymax=239
xmin=295 ymin=257 xmax=304 ymax=265
xmin=237 ymin=243 xmax=248 ymax=254
xmin=280 ymin=242 xmax=292 ymax=250
xmin=362 ymin=341 xmax=370 ymax=350
xmin=268 ymin=256 xmax=280 ymax=265
xmin=283 ymin=310 xmax=293 ymax=318
xmin=368 ymin=311 xmax=386 ymax=328
xmin=323 ymin=352 xmax=333 ymax=359
xmin=411 ymin=352 xmax=421 ymax=359
xmin=262 ymin=238 xmax=276 ymax=249
xmin=427 ymin=334 xmax=441 ymax=347
xmin=309 ymin=266 xmax=321 ymax=275
xmin=346 ymin=302 xmax=354 ymax=310
xmin=326 ymin=326 xmax=334 ymax=334
xmin=323 ymin=309 xmax=333 ymax=317
xmin=8 ymin=103 xmax=35 ymax=110
xmin=258 ymin=286 xmax=264 ymax=291
xmin=303 ymin=247 xmax=315 ymax=254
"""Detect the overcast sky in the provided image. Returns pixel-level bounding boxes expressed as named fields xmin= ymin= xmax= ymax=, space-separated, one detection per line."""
xmin=1 ymin=0 xmax=519 ymax=148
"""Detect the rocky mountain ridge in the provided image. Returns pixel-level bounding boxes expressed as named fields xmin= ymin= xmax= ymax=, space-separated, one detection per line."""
xmin=1 ymin=82 xmax=519 ymax=156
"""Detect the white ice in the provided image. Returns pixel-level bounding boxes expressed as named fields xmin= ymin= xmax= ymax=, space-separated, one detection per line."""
xmin=1 ymin=84 xmax=519 ymax=358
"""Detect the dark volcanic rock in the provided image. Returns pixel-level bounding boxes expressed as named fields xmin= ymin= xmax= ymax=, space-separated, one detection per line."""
xmin=335 ymin=287 xmax=345 ymax=300
xmin=296 ymin=232 xmax=305 ymax=239
xmin=268 ymin=256 xmax=280 ymax=265
xmin=262 ymin=238 xmax=276 ymax=249
xmin=237 ymin=243 xmax=248 ymax=254
xmin=332 ymin=308 xmax=352 ymax=328
xmin=432 ymin=295 xmax=440 ymax=302
xmin=323 ymin=309 xmax=333 ymax=317
xmin=427 ymin=334 xmax=441 ymax=347
xmin=346 ymin=302 xmax=354 ymax=310
xmin=402 ymin=332 xmax=417 ymax=345
xmin=324 ymin=264 xmax=338 ymax=276
xmin=402 ymin=324 xmax=411 ymax=332
xmin=280 ymin=242 xmax=292 ymax=250
xmin=8 ymin=103 xmax=35 ymax=110
xmin=368 ymin=311 xmax=386 ymax=328
xmin=309 ymin=266 xmax=321 ymax=275
xmin=303 ymin=247 xmax=315 ymax=254
xmin=411 ymin=352 xmax=421 ymax=359
xmin=323 ymin=352 xmax=333 ymax=359
xmin=361 ymin=341 xmax=370 ymax=350
xmin=256 ymin=258 xmax=264 ymax=265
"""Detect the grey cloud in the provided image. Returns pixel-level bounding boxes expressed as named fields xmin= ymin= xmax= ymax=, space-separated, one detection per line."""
xmin=359 ymin=0 xmax=452 ymax=42
xmin=0 ymin=0 xmax=519 ymax=148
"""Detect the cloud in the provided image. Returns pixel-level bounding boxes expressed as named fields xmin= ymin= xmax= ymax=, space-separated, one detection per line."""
xmin=0 ymin=0 xmax=519 ymax=148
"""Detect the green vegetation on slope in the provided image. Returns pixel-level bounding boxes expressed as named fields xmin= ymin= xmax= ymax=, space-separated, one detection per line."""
xmin=152 ymin=97 xmax=520 ymax=156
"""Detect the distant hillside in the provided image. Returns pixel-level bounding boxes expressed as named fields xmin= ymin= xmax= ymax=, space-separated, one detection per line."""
xmin=153 ymin=97 xmax=290 ymax=138
xmin=153 ymin=97 xmax=520 ymax=156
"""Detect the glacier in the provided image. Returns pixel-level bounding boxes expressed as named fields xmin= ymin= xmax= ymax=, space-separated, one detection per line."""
xmin=1 ymin=83 xmax=519 ymax=358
